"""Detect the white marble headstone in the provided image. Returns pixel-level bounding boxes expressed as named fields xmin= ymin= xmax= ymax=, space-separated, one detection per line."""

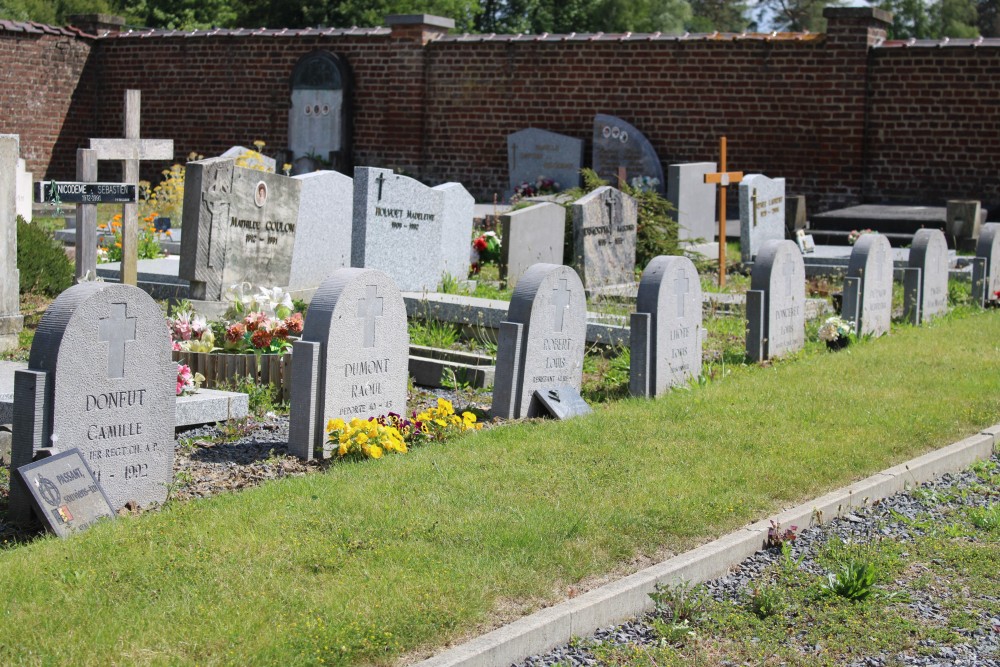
xmin=288 ymin=170 xmax=353 ymax=290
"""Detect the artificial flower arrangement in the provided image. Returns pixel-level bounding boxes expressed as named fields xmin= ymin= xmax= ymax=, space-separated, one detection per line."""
xmin=176 ymin=363 xmax=205 ymax=396
xmin=817 ymin=316 xmax=856 ymax=349
xmin=470 ymin=231 xmax=502 ymax=273
xmin=847 ymin=228 xmax=877 ymax=245
xmin=325 ymin=399 xmax=482 ymax=461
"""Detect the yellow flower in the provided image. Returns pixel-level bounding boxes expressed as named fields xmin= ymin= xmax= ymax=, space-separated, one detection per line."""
xmin=436 ymin=398 xmax=454 ymax=415
xmin=338 ymin=442 xmax=348 ymax=457
xmin=326 ymin=418 xmax=346 ymax=434
xmin=368 ymin=444 xmax=383 ymax=459
xmin=253 ymin=139 xmax=266 ymax=150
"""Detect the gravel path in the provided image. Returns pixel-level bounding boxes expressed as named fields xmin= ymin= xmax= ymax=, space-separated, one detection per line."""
xmin=518 ymin=453 xmax=1000 ymax=667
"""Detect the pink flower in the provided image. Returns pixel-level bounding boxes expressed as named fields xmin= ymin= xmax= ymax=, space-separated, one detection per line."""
xmin=284 ymin=312 xmax=304 ymax=335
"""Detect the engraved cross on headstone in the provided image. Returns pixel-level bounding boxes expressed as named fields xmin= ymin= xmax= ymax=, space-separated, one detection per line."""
xmin=202 ymin=165 xmax=232 ymax=269
xmin=375 ymin=172 xmax=386 ymax=202
xmin=874 ymin=242 xmax=887 ymax=283
xmin=552 ymin=278 xmax=572 ymax=333
xmin=356 ymin=285 xmax=384 ymax=348
xmin=673 ymin=269 xmax=690 ymax=318
xmin=98 ymin=303 xmax=137 ymax=378
xmin=751 ymin=189 xmax=759 ymax=227
xmin=783 ymin=259 xmax=794 ymax=296
xmin=89 ymin=90 xmax=174 ymax=286
xmin=604 ymin=190 xmax=620 ymax=228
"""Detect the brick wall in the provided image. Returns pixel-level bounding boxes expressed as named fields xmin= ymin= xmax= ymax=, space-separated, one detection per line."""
xmin=1 ymin=9 xmax=997 ymax=215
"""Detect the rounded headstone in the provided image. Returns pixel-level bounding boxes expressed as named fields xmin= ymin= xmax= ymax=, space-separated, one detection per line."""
xmin=635 ymin=255 xmax=702 ymax=391
xmin=750 ymin=239 xmax=806 ymax=358
xmin=846 ymin=233 xmax=894 ymax=337
xmin=28 ymin=282 xmax=174 ymax=510
xmin=909 ymin=228 xmax=949 ymax=320
xmin=975 ymin=222 xmax=1000 ymax=302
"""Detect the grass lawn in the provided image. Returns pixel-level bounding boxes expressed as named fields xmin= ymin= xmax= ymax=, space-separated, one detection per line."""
xmin=1 ymin=308 xmax=999 ymax=665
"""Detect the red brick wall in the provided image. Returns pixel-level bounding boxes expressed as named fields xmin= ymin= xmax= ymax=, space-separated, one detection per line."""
xmin=2 ymin=10 xmax=998 ymax=215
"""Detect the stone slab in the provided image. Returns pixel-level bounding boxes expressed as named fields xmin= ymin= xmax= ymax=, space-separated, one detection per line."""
xmin=533 ymin=384 xmax=592 ymax=420
xmin=16 ymin=448 xmax=116 ymax=537
xmin=500 ymin=202 xmax=565 ymax=288
xmin=667 ymin=162 xmax=716 ymax=242
xmin=288 ymin=170 xmax=353 ymax=290
xmin=507 ymin=128 xmax=584 ymax=194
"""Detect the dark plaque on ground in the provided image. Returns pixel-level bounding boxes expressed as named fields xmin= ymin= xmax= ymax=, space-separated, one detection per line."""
xmin=16 ymin=449 xmax=116 ymax=537
xmin=533 ymin=384 xmax=593 ymax=420
xmin=34 ymin=181 xmax=136 ymax=204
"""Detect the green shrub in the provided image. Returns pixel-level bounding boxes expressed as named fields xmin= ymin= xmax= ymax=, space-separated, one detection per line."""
xmin=16 ymin=216 xmax=73 ymax=296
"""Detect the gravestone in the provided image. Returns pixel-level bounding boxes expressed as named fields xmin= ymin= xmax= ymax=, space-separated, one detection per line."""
xmin=9 ymin=282 xmax=175 ymax=522
xmin=0 ymin=135 xmax=24 ymax=354
xmin=746 ymin=240 xmax=806 ymax=362
xmin=288 ymin=268 xmax=408 ymax=460
xmin=739 ymin=174 xmax=786 ymax=261
xmin=351 ymin=167 xmax=473 ymax=292
xmin=180 ymin=157 xmax=301 ymax=301
xmin=592 ymin=114 xmax=665 ymax=193
xmin=16 ymin=158 xmax=32 ymax=222
xmin=667 ymin=162 xmax=717 ymax=242
xmin=16 ymin=449 xmax=115 ymax=537
xmin=491 ymin=264 xmax=587 ymax=419
xmin=946 ymin=200 xmax=982 ymax=252
xmin=904 ymin=228 xmax=949 ymax=324
xmin=972 ymin=222 xmax=1000 ymax=306
xmin=630 ymin=256 xmax=703 ymax=397
xmin=288 ymin=170 xmax=353 ymax=290
xmin=500 ymin=202 xmax=565 ymax=288
xmin=507 ymin=128 xmax=584 ymax=194
xmin=571 ymin=186 xmax=638 ymax=290
xmin=220 ymin=146 xmax=277 ymax=173
xmin=842 ymin=233 xmax=894 ymax=337
xmin=288 ymin=51 xmax=351 ymax=174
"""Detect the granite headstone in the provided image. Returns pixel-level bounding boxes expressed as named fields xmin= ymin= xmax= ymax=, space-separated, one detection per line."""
xmin=288 ymin=170 xmax=353 ymax=290
xmin=667 ymin=162 xmax=717 ymax=242
xmin=973 ymin=222 xmax=1000 ymax=306
xmin=630 ymin=256 xmax=704 ymax=397
xmin=739 ymin=174 xmax=786 ymax=261
xmin=17 ymin=449 xmax=115 ymax=537
xmin=491 ymin=264 xmax=587 ymax=419
xmin=288 ymin=268 xmax=409 ymax=460
xmin=16 ymin=157 xmax=32 ymax=222
xmin=9 ymin=282 xmax=175 ymax=521
xmin=507 ymin=128 xmax=584 ymax=194
xmin=842 ymin=233 xmax=894 ymax=337
xmin=592 ymin=114 xmax=665 ymax=193
xmin=904 ymin=228 xmax=949 ymax=324
xmin=180 ymin=157 xmax=301 ymax=301
xmin=500 ymin=202 xmax=565 ymax=288
xmin=746 ymin=240 xmax=806 ymax=361
xmin=220 ymin=145 xmax=277 ymax=173
xmin=0 ymin=135 xmax=24 ymax=354
xmin=571 ymin=186 xmax=637 ymax=290
xmin=351 ymin=167 xmax=474 ymax=292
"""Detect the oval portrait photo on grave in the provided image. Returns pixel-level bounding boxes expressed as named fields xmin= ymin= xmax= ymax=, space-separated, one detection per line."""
xmin=254 ymin=180 xmax=268 ymax=207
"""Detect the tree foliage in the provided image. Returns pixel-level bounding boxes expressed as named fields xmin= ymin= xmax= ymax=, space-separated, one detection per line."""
xmin=687 ymin=0 xmax=749 ymax=32
xmin=879 ymin=0 xmax=979 ymax=37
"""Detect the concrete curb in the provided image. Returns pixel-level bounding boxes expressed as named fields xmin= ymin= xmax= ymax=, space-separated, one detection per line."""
xmin=415 ymin=426 xmax=1000 ymax=667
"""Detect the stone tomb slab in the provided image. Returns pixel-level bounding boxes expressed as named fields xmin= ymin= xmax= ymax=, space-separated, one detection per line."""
xmin=9 ymin=283 xmax=175 ymax=519
xmin=571 ymin=186 xmax=637 ymax=290
xmin=352 ymin=167 xmax=473 ymax=292
xmin=592 ymin=114 xmax=665 ymax=193
xmin=904 ymin=229 xmax=949 ymax=324
xmin=667 ymin=162 xmax=717 ymax=242
xmin=289 ymin=170 xmax=353 ymax=290
xmin=739 ymin=174 xmax=786 ymax=261
xmin=630 ymin=255 xmax=703 ymax=397
xmin=746 ymin=240 xmax=806 ymax=362
xmin=842 ymin=234 xmax=894 ymax=337
xmin=289 ymin=268 xmax=409 ymax=460
xmin=17 ymin=448 xmax=115 ymax=537
xmin=180 ymin=157 xmax=301 ymax=301
xmin=973 ymin=222 xmax=1000 ymax=306
xmin=507 ymin=128 xmax=584 ymax=194
xmin=491 ymin=264 xmax=588 ymax=419
xmin=500 ymin=202 xmax=565 ymax=288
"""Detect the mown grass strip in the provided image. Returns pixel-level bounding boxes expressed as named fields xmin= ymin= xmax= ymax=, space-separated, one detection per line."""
xmin=1 ymin=308 xmax=999 ymax=666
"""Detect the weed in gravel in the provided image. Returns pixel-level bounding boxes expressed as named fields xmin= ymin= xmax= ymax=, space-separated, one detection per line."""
xmin=747 ymin=584 xmax=783 ymax=619
xmin=823 ymin=558 xmax=878 ymax=601
xmin=966 ymin=503 xmax=1000 ymax=531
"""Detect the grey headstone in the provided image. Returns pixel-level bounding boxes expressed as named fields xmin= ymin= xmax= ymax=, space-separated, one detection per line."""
xmin=507 ymin=128 xmax=584 ymax=194
xmin=843 ymin=234 xmax=894 ymax=337
xmin=571 ymin=186 xmax=637 ymax=290
xmin=592 ymin=114 xmax=665 ymax=193
xmin=16 ymin=448 xmax=115 ymax=537
xmin=491 ymin=264 xmax=587 ymax=419
xmin=739 ymin=174 xmax=786 ymax=261
xmin=9 ymin=282 xmax=175 ymax=516
xmin=667 ymin=162 xmax=717 ymax=242
xmin=975 ymin=222 xmax=1000 ymax=305
xmin=533 ymin=384 xmax=592 ymax=420
xmin=220 ymin=145 xmax=277 ymax=173
xmin=288 ymin=268 xmax=409 ymax=460
xmin=746 ymin=240 xmax=806 ymax=361
xmin=500 ymin=202 xmax=565 ymax=288
xmin=630 ymin=255 xmax=703 ymax=397
xmin=906 ymin=229 xmax=949 ymax=323
xmin=180 ymin=157 xmax=301 ymax=301
xmin=0 ymin=135 xmax=23 ymax=354
xmin=946 ymin=200 xmax=982 ymax=251
xmin=351 ymin=167 xmax=473 ymax=292
xmin=16 ymin=157 xmax=32 ymax=222
xmin=288 ymin=170 xmax=353 ymax=290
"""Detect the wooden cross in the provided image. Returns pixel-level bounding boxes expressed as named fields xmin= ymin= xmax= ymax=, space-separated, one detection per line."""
xmin=89 ymin=90 xmax=174 ymax=286
xmin=703 ymin=136 xmax=743 ymax=288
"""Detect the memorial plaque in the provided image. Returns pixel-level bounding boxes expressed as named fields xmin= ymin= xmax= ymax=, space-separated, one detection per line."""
xmin=533 ymin=384 xmax=593 ymax=420
xmin=592 ymin=114 xmax=665 ymax=193
xmin=739 ymin=174 xmax=786 ymax=260
xmin=571 ymin=186 xmax=638 ymax=289
xmin=34 ymin=181 xmax=136 ymax=204
xmin=17 ymin=449 xmax=115 ymax=537
xmin=746 ymin=240 xmax=806 ymax=361
xmin=507 ymin=128 xmax=584 ymax=194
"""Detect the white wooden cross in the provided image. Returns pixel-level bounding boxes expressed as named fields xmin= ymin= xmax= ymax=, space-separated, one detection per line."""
xmin=89 ymin=90 xmax=174 ymax=286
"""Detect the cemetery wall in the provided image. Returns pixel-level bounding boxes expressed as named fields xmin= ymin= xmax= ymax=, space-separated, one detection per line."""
xmin=2 ymin=10 xmax=999 ymax=214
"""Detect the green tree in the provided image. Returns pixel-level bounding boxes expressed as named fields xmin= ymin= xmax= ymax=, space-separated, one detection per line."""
xmin=938 ymin=0 xmax=979 ymax=35
xmin=687 ymin=0 xmax=749 ymax=32
xmin=1 ymin=0 xmax=123 ymax=24
xmin=125 ymin=0 xmax=237 ymax=29
xmin=753 ymin=0 xmax=837 ymax=31
xmin=979 ymin=0 xmax=999 ymax=35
